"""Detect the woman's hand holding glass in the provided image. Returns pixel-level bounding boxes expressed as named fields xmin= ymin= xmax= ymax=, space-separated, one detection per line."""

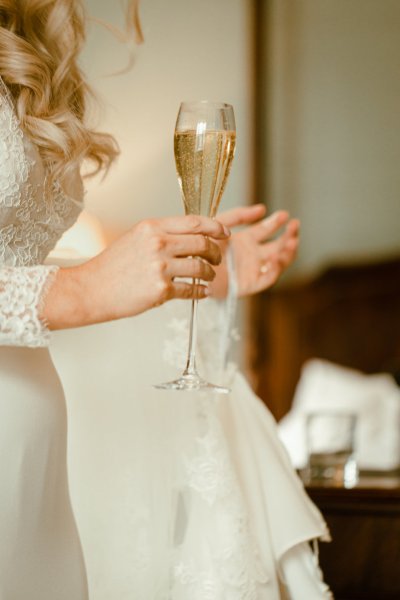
xmin=42 ymin=215 xmax=229 ymax=330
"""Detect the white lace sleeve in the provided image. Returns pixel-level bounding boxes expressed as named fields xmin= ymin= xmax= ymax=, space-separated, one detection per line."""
xmin=0 ymin=265 xmax=58 ymax=347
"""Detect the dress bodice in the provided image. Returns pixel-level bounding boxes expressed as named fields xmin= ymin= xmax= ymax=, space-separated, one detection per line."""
xmin=0 ymin=77 xmax=83 ymax=347
xmin=0 ymin=77 xmax=83 ymax=268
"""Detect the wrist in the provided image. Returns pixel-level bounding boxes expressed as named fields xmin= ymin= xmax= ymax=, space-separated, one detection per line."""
xmin=41 ymin=263 xmax=102 ymax=330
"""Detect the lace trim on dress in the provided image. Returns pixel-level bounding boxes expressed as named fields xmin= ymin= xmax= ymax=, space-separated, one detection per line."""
xmin=172 ymin=401 xmax=270 ymax=600
xmin=0 ymin=265 xmax=58 ymax=347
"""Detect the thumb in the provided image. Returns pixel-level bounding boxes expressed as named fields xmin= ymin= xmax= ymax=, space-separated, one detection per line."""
xmin=217 ymin=204 xmax=266 ymax=228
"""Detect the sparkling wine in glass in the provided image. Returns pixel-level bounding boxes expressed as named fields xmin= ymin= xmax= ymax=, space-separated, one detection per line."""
xmin=155 ymin=100 xmax=236 ymax=392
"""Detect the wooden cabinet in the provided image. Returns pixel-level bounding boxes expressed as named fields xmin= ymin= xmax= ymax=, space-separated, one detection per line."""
xmin=305 ymin=474 xmax=400 ymax=599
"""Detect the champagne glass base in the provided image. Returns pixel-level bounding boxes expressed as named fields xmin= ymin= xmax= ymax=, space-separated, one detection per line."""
xmin=154 ymin=374 xmax=230 ymax=394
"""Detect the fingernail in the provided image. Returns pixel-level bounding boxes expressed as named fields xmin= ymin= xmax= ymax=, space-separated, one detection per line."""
xmin=262 ymin=216 xmax=273 ymax=225
xmin=204 ymin=286 xmax=211 ymax=296
xmin=223 ymin=225 xmax=231 ymax=236
xmin=262 ymin=212 xmax=285 ymax=225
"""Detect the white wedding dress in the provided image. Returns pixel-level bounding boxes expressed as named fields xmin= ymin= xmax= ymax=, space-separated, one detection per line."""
xmin=0 ymin=74 xmax=332 ymax=600
xmin=0 ymin=78 xmax=88 ymax=599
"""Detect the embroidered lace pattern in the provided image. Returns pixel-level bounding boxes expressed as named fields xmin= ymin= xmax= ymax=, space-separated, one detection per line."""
xmin=0 ymin=77 xmax=82 ymax=347
xmin=172 ymin=403 xmax=270 ymax=600
xmin=0 ymin=266 xmax=58 ymax=347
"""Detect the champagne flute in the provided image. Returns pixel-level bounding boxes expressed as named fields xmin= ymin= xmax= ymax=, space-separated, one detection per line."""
xmin=155 ymin=100 xmax=236 ymax=393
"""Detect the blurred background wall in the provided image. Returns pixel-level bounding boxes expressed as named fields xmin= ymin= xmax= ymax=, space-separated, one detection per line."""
xmin=250 ymin=0 xmax=400 ymax=422
xmin=261 ymin=0 xmax=400 ymax=278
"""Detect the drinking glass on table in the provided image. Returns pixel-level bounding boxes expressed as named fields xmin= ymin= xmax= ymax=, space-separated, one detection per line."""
xmin=155 ymin=101 xmax=236 ymax=393
xmin=305 ymin=412 xmax=358 ymax=488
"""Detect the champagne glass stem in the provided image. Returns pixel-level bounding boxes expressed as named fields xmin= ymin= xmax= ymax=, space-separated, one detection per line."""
xmin=183 ymin=279 xmax=198 ymax=376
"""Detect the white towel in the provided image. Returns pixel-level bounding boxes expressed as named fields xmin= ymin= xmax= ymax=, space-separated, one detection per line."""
xmin=278 ymin=359 xmax=400 ymax=471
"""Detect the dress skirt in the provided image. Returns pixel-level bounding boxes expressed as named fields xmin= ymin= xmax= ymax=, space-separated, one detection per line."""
xmin=51 ymin=300 xmax=332 ymax=599
xmin=0 ymin=347 xmax=88 ymax=600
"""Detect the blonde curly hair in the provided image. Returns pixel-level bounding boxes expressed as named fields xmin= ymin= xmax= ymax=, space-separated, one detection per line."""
xmin=0 ymin=0 xmax=142 ymax=183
